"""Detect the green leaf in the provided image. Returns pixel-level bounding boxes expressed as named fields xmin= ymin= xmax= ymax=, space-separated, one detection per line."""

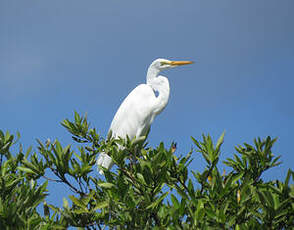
xmin=94 ymin=200 xmax=109 ymax=210
xmin=147 ymin=192 xmax=169 ymax=209
xmin=285 ymin=169 xmax=292 ymax=186
xmin=231 ymin=172 xmax=244 ymax=185
xmin=69 ymin=195 xmax=86 ymax=209
xmin=216 ymin=131 xmax=225 ymax=150
xmin=98 ymin=182 xmax=114 ymax=189
xmin=136 ymin=173 xmax=146 ymax=185
xmin=63 ymin=198 xmax=69 ymax=209
xmin=170 ymin=194 xmax=180 ymax=209
xmin=17 ymin=166 xmax=36 ymax=174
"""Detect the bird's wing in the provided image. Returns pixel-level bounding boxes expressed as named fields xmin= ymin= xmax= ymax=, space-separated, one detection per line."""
xmin=109 ymin=84 xmax=156 ymax=139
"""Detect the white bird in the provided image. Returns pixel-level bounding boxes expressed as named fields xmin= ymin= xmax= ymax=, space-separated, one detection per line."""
xmin=97 ymin=58 xmax=193 ymax=174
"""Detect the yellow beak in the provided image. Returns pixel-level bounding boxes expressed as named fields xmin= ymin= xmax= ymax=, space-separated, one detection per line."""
xmin=169 ymin=60 xmax=194 ymax=66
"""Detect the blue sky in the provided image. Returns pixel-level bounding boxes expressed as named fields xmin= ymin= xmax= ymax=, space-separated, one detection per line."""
xmin=1 ymin=0 xmax=293 ymax=208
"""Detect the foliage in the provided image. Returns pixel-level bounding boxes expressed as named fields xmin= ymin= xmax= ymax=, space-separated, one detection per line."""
xmin=0 ymin=112 xmax=293 ymax=229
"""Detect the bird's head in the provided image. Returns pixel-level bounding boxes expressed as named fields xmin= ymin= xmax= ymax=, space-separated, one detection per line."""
xmin=151 ymin=58 xmax=194 ymax=71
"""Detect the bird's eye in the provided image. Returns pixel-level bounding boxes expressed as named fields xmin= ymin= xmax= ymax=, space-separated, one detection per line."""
xmin=160 ymin=62 xmax=166 ymax=66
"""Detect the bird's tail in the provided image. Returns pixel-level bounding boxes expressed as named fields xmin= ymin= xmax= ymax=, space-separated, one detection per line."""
xmin=96 ymin=152 xmax=114 ymax=175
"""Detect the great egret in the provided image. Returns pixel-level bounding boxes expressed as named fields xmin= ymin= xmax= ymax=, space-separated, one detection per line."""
xmin=97 ymin=58 xmax=193 ymax=174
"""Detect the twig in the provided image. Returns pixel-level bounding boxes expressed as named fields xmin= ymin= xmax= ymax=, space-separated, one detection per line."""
xmin=49 ymin=166 xmax=84 ymax=195
xmin=121 ymin=168 xmax=145 ymax=196
xmin=60 ymin=175 xmax=85 ymax=196
xmin=42 ymin=175 xmax=63 ymax=182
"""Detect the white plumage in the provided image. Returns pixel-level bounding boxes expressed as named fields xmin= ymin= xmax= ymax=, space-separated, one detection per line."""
xmin=97 ymin=58 xmax=193 ymax=174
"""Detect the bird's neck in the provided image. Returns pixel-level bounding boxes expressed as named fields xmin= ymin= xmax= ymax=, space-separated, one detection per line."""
xmin=146 ymin=66 xmax=160 ymax=85
xmin=146 ymin=66 xmax=170 ymax=115
xmin=152 ymin=76 xmax=170 ymax=115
